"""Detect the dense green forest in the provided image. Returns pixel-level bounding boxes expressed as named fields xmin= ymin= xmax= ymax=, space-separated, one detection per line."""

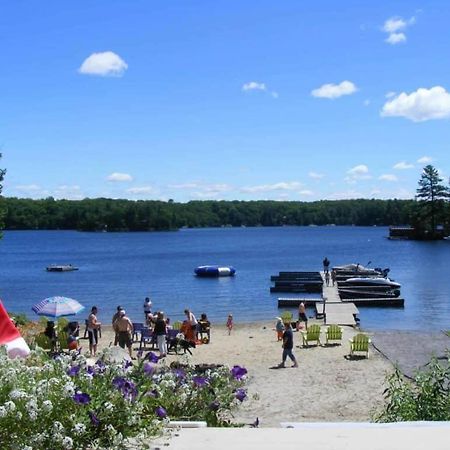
xmin=0 ymin=197 xmax=416 ymax=231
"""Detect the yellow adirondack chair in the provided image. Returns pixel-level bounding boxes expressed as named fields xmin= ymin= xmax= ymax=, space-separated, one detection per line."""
xmin=324 ymin=324 xmax=343 ymax=345
xmin=349 ymin=333 xmax=371 ymax=358
xmin=301 ymin=324 xmax=321 ymax=346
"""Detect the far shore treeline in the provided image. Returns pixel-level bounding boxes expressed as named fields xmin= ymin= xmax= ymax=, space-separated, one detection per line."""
xmin=0 ymin=197 xmax=417 ymax=231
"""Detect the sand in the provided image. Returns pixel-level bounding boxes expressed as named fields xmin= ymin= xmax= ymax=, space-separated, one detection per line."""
xmin=90 ymin=320 xmax=392 ymax=427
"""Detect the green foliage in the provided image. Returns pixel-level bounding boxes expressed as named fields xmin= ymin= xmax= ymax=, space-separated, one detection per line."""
xmin=8 ymin=312 xmax=30 ymax=326
xmin=374 ymin=356 xmax=450 ymax=422
xmin=2 ymin=197 xmax=416 ymax=231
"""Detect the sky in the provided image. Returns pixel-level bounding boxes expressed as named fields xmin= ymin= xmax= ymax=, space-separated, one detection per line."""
xmin=1 ymin=0 xmax=450 ymax=202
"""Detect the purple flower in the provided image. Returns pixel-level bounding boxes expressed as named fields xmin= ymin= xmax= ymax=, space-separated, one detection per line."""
xmin=155 ymin=406 xmax=167 ymax=419
xmin=112 ymin=377 xmax=125 ymax=389
xmin=145 ymin=389 xmax=159 ymax=398
xmin=144 ymin=351 xmax=159 ymax=363
xmin=73 ymin=392 xmax=91 ymax=405
xmin=123 ymin=360 xmax=133 ymax=369
xmin=143 ymin=362 xmax=156 ymax=377
xmin=136 ymin=350 xmax=144 ymax=359
xmin=192 ymin=376 xmax=208 ymax=387
xmin=209 ymin=400 xmax=220 ymax=411
xmin=86 ymin=366 xmax=95 ymax=376
xmin=112 ymin=377 xmax=137 ymax=401
xmin=235 ymin=388 xmax=247 ymax=402
xmin=173 ymin=368 xmax=186 ymax=379
xmin=89 ymin=411 xmax=100 ymax=426
xmin=231 ymin=365 xmax=247 ymax=380
xmin=67 ymin=365 xmax=80 ymax=377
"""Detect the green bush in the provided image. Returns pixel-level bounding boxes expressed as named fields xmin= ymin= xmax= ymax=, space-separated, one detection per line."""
xmin=374 ymin=356 xmax=450 ymax=422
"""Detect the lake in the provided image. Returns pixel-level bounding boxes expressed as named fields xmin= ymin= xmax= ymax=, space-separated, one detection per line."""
xmin=0 ymin=227 xmax=449 ymax=331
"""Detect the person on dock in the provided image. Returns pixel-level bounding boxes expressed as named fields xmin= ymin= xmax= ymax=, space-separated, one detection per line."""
xmin=297 ymin=302 xmax=308 ymax=330
xmin=325 ymin=271 xmax=330 ymax=286
xmin=87 ymin=306 xmax=101 ymax=357
xmin=331 ymin=269 xmax=336 ymax=286
xmin=278 ymin=322 xmax=298 ymax=368
xmin=323 ymin=257 xmax=330 ymax=273
xmin=111 ymin=305 xmax=123 ymax=346
xmin=226 ymin=313 xmax=234 ymax=335
xmin=113 ymin=309 xmax=134 ymax=358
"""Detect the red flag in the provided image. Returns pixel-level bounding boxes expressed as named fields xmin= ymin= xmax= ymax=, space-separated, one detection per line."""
xmin=0 ymin=300 xmax=30 ymax=358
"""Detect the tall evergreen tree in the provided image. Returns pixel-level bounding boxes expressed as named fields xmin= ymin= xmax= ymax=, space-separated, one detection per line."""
xmin=415 ymin=165 xmax=449 ymax=237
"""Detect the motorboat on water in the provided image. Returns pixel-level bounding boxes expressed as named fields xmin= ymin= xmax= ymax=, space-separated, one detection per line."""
xmin=338 ymin=276 xmax=401 ymax=289
xmin=332 ymin=263 xmax=388 ymax=277
xmin=194 ymin=265 xmax=236 ymax=277
xmin=46 ymin=264 xmax=79 ymax=272
xmin=338 ymin=287 xmax=401 ymax=299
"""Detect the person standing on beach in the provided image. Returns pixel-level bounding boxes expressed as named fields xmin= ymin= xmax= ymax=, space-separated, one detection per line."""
xmin=297 ymin=302 xmax=308 ymax=330
xmin=154 ymin=311 xmax=167 ymax=357
xmin=143 ymin=297 xmax=153 ymax=322
xmin=111 ymin=305 xmax=123 ymax=346
xmin=323 ymin=257 xmax=330 ymax=273
xmin=184 ymin=309 xmax=198 ymax=340
xmin=87 ymin=306 xmax=101 ymax=357
xmin=226 ymin=314 xmax=233 ymax=335
xmin=113 ymin=309 xmax=134 ymax=358
xmin=278 ymin=322 xmax=298 ymax=368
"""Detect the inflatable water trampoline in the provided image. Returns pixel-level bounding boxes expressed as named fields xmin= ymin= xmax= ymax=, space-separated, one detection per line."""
xmin=194 ymin=265 xmax=236 ymax=277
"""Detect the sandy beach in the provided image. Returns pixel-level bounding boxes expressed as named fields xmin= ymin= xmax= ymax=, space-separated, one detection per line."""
xmin=91 ymin=320 xmax=392 ymax=427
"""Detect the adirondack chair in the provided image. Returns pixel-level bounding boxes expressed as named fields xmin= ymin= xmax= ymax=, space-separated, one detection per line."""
xmin=349 ymin=333 xmax=371 ymax=358
xmin=139 ymin=328 xmax=156 ymax=350
xmin=301 ymin=324 xmax=321 ymax=346
xmin=172 ymin=321 xmax=183 ymax=331
xmin=132 ymin=322 xmax=145 ymax=342
xmin=324 ymin=324 xmax=343 ymax=345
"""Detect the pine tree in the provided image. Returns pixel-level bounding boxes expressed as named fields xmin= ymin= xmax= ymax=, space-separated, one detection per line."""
xmin=415 ymin=165 xmax=449 ymax=237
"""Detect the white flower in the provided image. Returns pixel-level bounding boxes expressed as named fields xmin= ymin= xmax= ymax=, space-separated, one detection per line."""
xmin=22 ymin=446 xmax=33 ymax=450
xmin=73 ymin=423 xmax=86 ymax=435
xmin=104 ymin=402 xmax=114 ymax=411
xmin=0 ymin=406 xmax=6 ymax=417
xmin=53 ymin=421 xmax=64 ymax=432
xmin=42 ymin=400 xmax=53 ymax=412
xmin=63 ymin=382 xmax=75 ymax=397
xmin=29 ymin=410 xmax=38 ymax=421
xmin=4 ymin=401 xmax=16 ymax=412
xmin=62 ymin=436 xmax=73 ymax=449
xmin=10 ymin=389 xmax=27 ymax=400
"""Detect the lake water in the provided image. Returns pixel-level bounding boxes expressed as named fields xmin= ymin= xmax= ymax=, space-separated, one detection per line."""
xmin=0 ymin=227 xmax=449 ymax=331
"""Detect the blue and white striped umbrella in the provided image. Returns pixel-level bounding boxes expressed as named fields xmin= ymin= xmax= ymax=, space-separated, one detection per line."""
xmin=32 ymin=296 xmax=85 ymax=318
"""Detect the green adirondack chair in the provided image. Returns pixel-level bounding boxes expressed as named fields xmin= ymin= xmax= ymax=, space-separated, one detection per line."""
xmin=349 ymin=333 xmax=371 ymax=358
xmin=172 ymin=321 xmax=183 ymax=331
xmin=301 ymin=324 xmax=321 ymax=346
xmin=325 ymin=324 xmax=343 ymax=345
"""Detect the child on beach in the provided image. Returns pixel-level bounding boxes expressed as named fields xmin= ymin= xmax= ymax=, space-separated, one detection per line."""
xmin=275 ymin=317 xmax=285 ymax=341
xmin=226 ymin=314 xmax=233 ymax=335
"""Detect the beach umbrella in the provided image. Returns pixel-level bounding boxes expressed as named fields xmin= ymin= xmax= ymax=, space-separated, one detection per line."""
xmin=32 ymin=296 xmax=85 ymax=318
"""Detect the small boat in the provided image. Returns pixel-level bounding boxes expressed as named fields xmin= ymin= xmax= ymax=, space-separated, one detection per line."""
xmin=194 ymin=265 xmax=236 ymax=277
xmin=332 ymin=263 xmax=388 ymax=277
xmin=46 ymin=264 xmax=79 ymax=272
xmin=338 ymin=288 xmax=401 ymax=299
xmin=339 ymin=277 xmax=401 ymax=289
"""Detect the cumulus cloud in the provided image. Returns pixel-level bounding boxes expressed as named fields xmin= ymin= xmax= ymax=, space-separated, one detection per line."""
xmin=240 ymin=181 xmax=303 ymax=193
xmin=393 ymin=161 xmax=414 ymax=170
xmin=15 ymin=184 xmax=42 ymax=193
xmin=298 ymin=190 xmax=314 ymax=196
xmin=417 ymin=156 xmax=433 ymax=164
xmin=126 ymin=186 xmax=156 ymax=195
xmin=381 ymin=86 xmax=450 ymax=122
xmin=107 ymin=172 xmax=133 ymax=182
xmin=385 ymin=91 xmax=397 ymax=99
xmin=79 ymin=51 xmax=128 ymax=77
xmin=379 ymin=174 xmax=398 ymax=182
xmin=308 ymin=171 xmax=324 ymax=179
xmin=311 ymin=81 xmax=358 ymax=99
xmin=54 ymin=185 xmax=83 ymax=200
xmin=382 ymin=16 xmax=415 ymax=45
xmin=242 ymin=81 xmax=267 ymax=92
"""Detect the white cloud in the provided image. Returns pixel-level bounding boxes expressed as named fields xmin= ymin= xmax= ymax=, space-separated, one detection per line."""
xmin=308 ymin=171 xmax=324 ymax=179
xmin=329 ymin=189 xmax=364 ymax=200
xmin=379 ymin=174 xmax=398 ymax=182
xmin=382 ymin=16 xmax=415 ymax=45
xmin=242 ymin=81 xmax=267 ymax=92
xmin=126 ymin=186 xmax=156 ymax=195
xmin=298 ymin=190 xmax=314 ymax=196
xmin=168 ymin=183 xmax=200 ymax=189
xmin=381 ymin=86 xmax=450 ymax=122
xmin=385 ymin=91 xmax=396 ymax=99
xmin=347 ymin=165 xmax=370 ymax=176
xmin=79 ymin=51 xmax=128 ymax=77
xmin=15 ymin=184 xmax=42 ymax=192
xmin=240 ymin=181 xmax=303 ymax=193
xmin=393 ymin=161 xmax=414 ymax=170
xmin=417 ymin=156 xmax=433 ymax=164
xmin=54 ymin=185 xmax=83 ymax=200
xmin=107 ymin=172 xmax=133 ymax=182
xmin=311 ymin=81 xmax=358 ymax=99
xmin=385 ymin=33 xmax=406 ymax=45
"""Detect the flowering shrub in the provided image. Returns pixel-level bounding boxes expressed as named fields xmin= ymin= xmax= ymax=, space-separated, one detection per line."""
xmin=0 ymin=348 xmax=247 ymax=449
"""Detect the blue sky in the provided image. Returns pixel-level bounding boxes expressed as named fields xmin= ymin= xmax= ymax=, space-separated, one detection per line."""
xmin=1 ymin=0 xmax=449 ymax=202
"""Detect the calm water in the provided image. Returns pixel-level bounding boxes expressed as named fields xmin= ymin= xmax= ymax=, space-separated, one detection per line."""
xmin=0 ymin=227 xmax=449 ymax=331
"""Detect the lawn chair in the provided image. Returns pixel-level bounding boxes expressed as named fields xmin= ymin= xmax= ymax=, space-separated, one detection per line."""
xmin=132 ymin=322 xmax=145 ymax=342
xmin=324 ymin=324 xmax=343 ymax=346
xmin=139 ymin=328 xmax=156 ymax=350
xmin=198 ymin=321 xmax=211 ymax=344
xmin=172 ymin=321 xmax=182 ymax=331
xmin=349 ymin=333 xmax=371 ymax=358
xmin=301 ymin=324 xmax=321 ymax=347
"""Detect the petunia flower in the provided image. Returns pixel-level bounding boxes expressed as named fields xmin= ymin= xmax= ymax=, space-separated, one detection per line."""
xmin=173 ymin=369 xmax=186 ymax=379
xmin=89 ymin=411 xmax=100 ymax=426
xmin=67 ymin=365 xmax=80 ymax=377
xmin=143 ymin=362 xmax=156 ymax=376
xmin=73 ymin=392 xmax=91 ymax=405
xmin=144 ymin=351 xmax=159 ymax=363
xmin=192 ymin=376 xmax=208 ymax=387
xmin=155 ymin=406 xmax=167 ymax=419
xmin=235 ymin=388 xmax=247 ymax=402
xmin=231 ymin=365 xmax=248 ymax=380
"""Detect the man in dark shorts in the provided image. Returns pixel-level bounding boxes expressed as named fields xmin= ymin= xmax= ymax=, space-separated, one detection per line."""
xmin=113 ymin=309 xmax=134 ymax=358
xmin=278 ymin=322 xmax=298 ymax=368
xmin=87 ymin=306 xmax=101 ymax=357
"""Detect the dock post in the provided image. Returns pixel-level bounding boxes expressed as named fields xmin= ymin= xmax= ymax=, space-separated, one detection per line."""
xmin=323 ymin=296 xmax=327 ymax=324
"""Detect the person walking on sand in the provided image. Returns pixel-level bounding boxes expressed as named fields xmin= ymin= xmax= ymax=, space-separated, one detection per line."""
xmin=278 ymin=322 xmax=298 ymax=368
xmin=113 ymin=309 xmax=134 ymax=358
xmin=111 ymin=305 xmax=123 ymax=346
xmin=226 ymin=313 xmax=233 ymax=335
xmin=87 ymin=306 xmax=101 ymax=357
xmin=297 ymin=302 xmax=308 ymax=330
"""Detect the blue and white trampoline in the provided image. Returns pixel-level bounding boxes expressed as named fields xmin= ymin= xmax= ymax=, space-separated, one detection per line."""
xmin=194 ymin=265 xmax=236 ymax=277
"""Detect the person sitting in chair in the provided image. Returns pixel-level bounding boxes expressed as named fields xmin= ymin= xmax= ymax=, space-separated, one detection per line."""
xmin=198 ymin=313 xmax=211 ymax=343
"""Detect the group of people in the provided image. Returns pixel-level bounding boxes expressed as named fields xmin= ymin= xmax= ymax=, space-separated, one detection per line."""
xmin=323 ymin=257 xmax=336 ymax=286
